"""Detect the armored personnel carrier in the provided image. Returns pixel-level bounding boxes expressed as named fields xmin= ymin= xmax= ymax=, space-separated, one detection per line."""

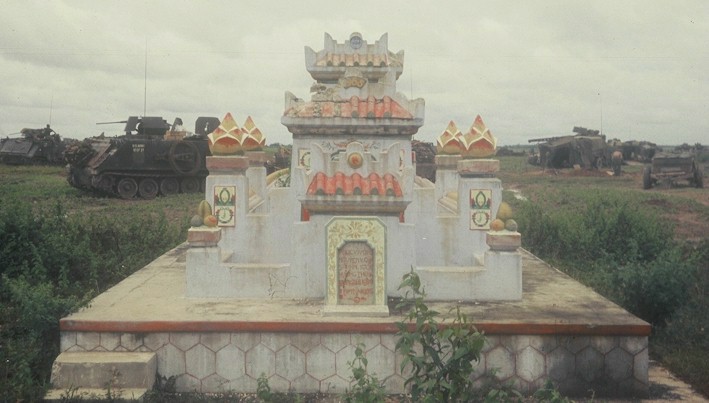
xmin=0 ymin=125 xmax=67 ymax=165
xmin=65 ymin=116 xmax=220 ymax=199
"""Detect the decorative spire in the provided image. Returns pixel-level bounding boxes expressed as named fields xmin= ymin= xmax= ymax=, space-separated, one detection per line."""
xmin=207 ymin=113 xmax=243 ymax=155
xmin=459 ymin=115 xmax=497 ymax=158
xmin=436 ymin=120 xmax=463 ymax=154
xmin=241 ymin=116 xmax=266 ymax=151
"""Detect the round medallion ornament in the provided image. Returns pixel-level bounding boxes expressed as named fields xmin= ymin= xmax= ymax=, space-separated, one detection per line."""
xmin=347 ymin=152 xmax=364 ymax=168
xmin=349 ymin=32 xmax=363 ymax=49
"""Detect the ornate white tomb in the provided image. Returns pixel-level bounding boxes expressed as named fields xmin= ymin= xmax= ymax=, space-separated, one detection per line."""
xmin=187 ymin=32 xmax=523 ymax=313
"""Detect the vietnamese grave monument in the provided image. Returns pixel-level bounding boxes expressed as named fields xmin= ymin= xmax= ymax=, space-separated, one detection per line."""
xmin=48 ymin=33 xmax=650 ymax=399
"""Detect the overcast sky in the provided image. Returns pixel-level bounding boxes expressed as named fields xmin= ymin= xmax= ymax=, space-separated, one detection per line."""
xmin=1 ymin=1 xmax=707 ymax=146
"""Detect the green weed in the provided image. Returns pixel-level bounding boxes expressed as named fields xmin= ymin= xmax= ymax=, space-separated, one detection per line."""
xmin=395 ymin=269 xmax=486 ymax=402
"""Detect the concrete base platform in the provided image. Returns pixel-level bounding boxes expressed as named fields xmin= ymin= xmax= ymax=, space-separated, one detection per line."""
xmin=56 ymin=244 xmax=650 ymax=398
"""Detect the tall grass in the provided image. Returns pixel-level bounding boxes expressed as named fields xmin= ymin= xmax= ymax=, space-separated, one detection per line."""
xmin=0 ymin=166 xmax=200 ymax=401
xmin=501 ymin=157 xmax=709 ymax=397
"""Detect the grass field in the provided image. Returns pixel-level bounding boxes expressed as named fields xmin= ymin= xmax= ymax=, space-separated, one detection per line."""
xmin=0 ymin=160 xmax=706 ymax=400
xmin=497 ymin=156 xmax=708 ymax=397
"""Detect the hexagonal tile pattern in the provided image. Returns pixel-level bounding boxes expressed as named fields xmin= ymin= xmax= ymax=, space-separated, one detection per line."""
xmin=275 ymin=345 xmax=306 ymax=380
xmin=321 ymin=333 xmax=351 ymax=353
xmin=100 ymin=333 xmax=121 ymax=351
xmin=170 ymin=333 xmax=200 ymax=351
xmin=216 ymin=344 xmax=245 ymax=380
xmin=232 ymin=333 xmax=261 ymax=351
xmin=482 ymin=335 xmax=500 ymax=353
xmin=576 ymin=346 xmax=603 ymax=382
xmin=143 ymin=333 xmax=169 ymax=351
xmin=508 ymin=375 xmax=529 ymax=394
xmin=380 ymin=334 xmax=397 ymax=352
xmin=290 ymin=333 xmax=321 ymax=353
xmin=384 ymin=374 xmax=405 ymax=393
xmin=529 ymin=335 xmax=556 ymax=354
xmin=75 ymin=332 xmax=100 ymax=351
xmin=546 ymin=346 xmax=574 ymax=381
xmin=365 ymin=344 xmax=396 ymax=379
xmin=292 ymin=374 xmax=320 ymax=393
xmin=262 ymin=333 xmax=292 ymax=352
xmin=321 ymin=374 xmax=350 ymax=394
xmin=267 ymin=374 xmax=291 ymax=392
xmin=590 ymin=337 xmax=618 ymax=354
xmin=202 ymin=373 xmax=229 ymax=392
xmin=175 ymin=373 xmax=201 ymax=393
xmin=157 ymin=343 xmax=186 ymax=378
xmin=558 ymin=335 xmax=590 ymax=354
xmin=606 ymin=347 xmax=633 ymax=381
xmin=120 ymin=333 xmax=144 ymax=351
xmin=60 ymin=332 xmax=77 ymax=352
xmin=516 ymin=346 xmax=545 ymax=382
xmin=245 ymin=343 xmax=275 ymax=378
xmin=633 ymin=348 xmax=649 ymax=384
xmin=201 ymin=333 xmax=230 ymax=352
xmin=486 ymin=345 xmax=515 ymax=380
xmin=619 ymin=336 xmax=647 ymax=355
xmin=351 ymin=333 xmax=381 ymax=352
xmin=504 ymin=335 xmax=532 ymax=353
xmin=53 ymin=329 xmax=648 ymax=396
xmin=306 ymin=344 xmax=336 ymax=380
xmin=186 ymin=344 xmax=216 ymax=380
xmin=335 ymin=344 xmax=357 ymax=379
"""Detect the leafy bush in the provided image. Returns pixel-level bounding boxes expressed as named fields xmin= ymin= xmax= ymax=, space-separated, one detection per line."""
xmin=0 ymin=197 xmax=186 ymax=401
xmin=512 ymin=190 xmax=700 ymax=327
xmin=344 ymin=343 xmax=386 ymax=403
xmin=395 ymin=270 xmax=486 ymax=402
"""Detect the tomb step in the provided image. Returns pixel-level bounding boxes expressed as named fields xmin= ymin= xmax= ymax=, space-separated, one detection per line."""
xmin=49 ymin=351 xmax=156 ymax=390
xmin=44 ymin=387 xmax=149 ymax=402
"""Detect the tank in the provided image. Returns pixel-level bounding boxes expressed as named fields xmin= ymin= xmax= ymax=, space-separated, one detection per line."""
xmin=65 ymin=116 xmax=220 ymax=199
xmin=0 ymin=124 xmax=67 ymax=165
xmin=528 ymin=127 xmax=609 ymax=169
xmin=412 ymin=140 xmax=437 ymax=182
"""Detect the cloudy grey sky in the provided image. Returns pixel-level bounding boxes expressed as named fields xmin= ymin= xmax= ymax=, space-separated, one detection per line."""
xmin=1 ymin=1 xmax=707 ymax=146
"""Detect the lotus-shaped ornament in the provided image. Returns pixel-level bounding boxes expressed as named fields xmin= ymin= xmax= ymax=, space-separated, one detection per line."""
xmin=459 ymin=115 xmax=497 ymax=158
xmin=241 ymin=116 xmax=266 ymax=152
xmin=436 ymin=121 xmax=463 ymax=155
xmin=208 ymin=113 xmax=244 ymax=155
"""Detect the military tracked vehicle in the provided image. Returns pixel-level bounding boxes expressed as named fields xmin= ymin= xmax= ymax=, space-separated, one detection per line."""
xmin=65 ymin=116 xmax=220 ymax=199
xmin=412 ymin=140 xmax=436 ymax=182
xmin=528 ymin=127 xmax=609 ymax=169
xmin=0 ymin=125 xmax=67 ymax=165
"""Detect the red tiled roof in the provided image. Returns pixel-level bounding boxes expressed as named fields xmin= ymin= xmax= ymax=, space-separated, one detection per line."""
xmin=284 ymin=96 xmax=413 ymax=120
xmin=307 ymin=172 xmax=403 ymax=197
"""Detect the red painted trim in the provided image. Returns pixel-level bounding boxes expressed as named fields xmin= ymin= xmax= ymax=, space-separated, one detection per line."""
xmin=60 ymin=319 xmax=651 ymax=336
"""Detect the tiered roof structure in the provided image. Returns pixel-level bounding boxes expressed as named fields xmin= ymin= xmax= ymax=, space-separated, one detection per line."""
xmin=282 ymin=32 xmax=424 ymax=135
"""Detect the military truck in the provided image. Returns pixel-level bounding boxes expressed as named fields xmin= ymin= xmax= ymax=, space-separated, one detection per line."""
xmin=0 ymin=125 xmax=67 ymax=165
xmin=65 ymin=116 xmax=220 ymax=199
xmin=642 ymin=153 xmax=703 ymax=189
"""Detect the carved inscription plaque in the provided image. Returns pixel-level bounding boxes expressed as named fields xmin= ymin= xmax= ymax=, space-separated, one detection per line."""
xmin=337 ymin=241 xmax=375 ymax=305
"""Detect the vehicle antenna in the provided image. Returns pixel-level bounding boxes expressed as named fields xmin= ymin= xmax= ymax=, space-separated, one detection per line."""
xmin=49 ymin=93 xmax=53 ymax=126
xmin=144 ymin=38 xmax=148 ymax=117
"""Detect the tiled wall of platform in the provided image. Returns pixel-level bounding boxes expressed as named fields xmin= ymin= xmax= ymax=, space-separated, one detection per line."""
xmin=59 ymin=331 xmax=648 ymax=397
